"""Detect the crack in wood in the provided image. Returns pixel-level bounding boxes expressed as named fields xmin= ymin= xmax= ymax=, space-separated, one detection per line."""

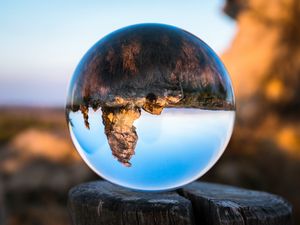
xmin=68 ymin=181 xmax=292 ymax=225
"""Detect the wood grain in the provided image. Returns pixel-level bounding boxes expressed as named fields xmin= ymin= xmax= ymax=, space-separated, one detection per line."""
xmin=181 ymin=182 xmax=293 ymax=225
xmin=68 ymin=181 xmax=293 ymax=225
xmin=0 ymin=182 xmax=5 ymax=225
xmin=68 ymin=181 xmax=194 ymax=225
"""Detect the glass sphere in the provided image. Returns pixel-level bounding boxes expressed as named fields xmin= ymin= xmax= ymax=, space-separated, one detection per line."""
xmin=66 ymin=23 xmax=235 ymax=191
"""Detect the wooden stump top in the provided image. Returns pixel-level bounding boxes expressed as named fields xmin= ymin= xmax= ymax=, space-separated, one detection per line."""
xmin=0 ymin=182 xmax=5 ymax=225
xmin=68 ymin=181 xmax=293 ymax=225
xmin=180 ymin=182 xmax=292 ymax=225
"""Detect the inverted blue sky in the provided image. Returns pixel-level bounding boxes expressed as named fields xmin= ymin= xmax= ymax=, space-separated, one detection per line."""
xmin=0 ymin=0 xmax=235 ymax=106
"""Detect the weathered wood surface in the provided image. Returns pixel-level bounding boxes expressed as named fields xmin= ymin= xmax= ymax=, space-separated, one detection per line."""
xmin=0 ymin=182 xmax=5 ymax=225
xmin=68 ymin=181 xmax=194 ymax=225
xmin=68 ymin=181 xmax=293 ymax=225
xmin=180 ymin=182 xmax=293 ymax=225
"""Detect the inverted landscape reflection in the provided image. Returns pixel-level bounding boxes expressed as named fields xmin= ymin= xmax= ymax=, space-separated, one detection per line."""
xmin=69 ymin=108 xmax=235 ymax=191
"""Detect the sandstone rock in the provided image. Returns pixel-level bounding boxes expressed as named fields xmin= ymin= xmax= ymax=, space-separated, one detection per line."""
xmin=101 ymin=106 xmax=140 ymax=167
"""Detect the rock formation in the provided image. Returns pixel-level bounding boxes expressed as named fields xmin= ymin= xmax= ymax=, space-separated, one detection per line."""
xmin=67 ymin=24 xmax=235 ymax=166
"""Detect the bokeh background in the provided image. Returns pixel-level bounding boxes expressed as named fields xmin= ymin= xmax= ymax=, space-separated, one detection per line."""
xmin=0 ymin=0 xmax=299 ymax=224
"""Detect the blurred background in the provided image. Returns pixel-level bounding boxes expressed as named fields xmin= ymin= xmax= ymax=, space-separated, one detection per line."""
xmin=0 ymin=0 xmax=299 ymax=224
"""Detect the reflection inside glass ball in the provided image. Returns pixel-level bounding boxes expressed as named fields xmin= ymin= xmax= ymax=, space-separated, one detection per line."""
xmin=66 ymin=23 xmax=235 ymax=191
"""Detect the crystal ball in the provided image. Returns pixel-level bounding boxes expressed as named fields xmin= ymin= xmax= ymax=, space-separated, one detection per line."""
xmin=66 ymin=23 xmax=235 ymax=191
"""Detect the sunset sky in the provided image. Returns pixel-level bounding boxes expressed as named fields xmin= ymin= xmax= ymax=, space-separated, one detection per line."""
xmin=0 ymin=0 xmax=235 ymax=106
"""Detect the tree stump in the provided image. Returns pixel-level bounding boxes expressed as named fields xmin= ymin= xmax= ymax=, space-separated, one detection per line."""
xmin=68 ymin=181 xmax=293 ymax=225
xmin=0 ymin=182 xmax=5 ymax=225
